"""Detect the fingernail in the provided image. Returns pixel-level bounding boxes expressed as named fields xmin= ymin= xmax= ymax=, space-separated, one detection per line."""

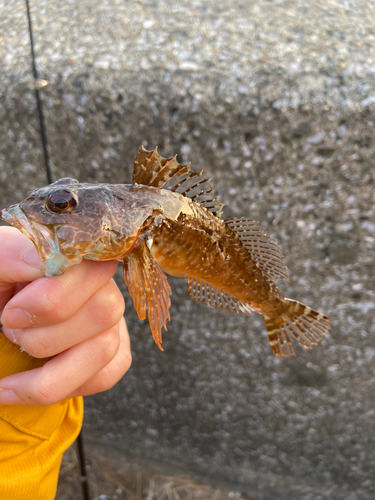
xmin=0 ymin=389 xmax=25 ymax=405
xmin=1 ymin=309 xmax=34 ymax=329
xmin=2 ymin=328 xmax=20 ymax=343
xmin=22 ymin=245 xmax=43 ymax=270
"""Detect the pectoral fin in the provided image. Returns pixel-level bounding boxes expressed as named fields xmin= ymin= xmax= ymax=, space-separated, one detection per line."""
xmin=123 ymin=240 xmax=171 ymax=351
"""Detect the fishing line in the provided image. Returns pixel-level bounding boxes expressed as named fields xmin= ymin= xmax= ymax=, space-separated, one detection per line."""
xmin=76 ymin=427 xmax=91 ymax=500
xmin=24 ymin=1 xmax=90 ymax=499
xmin=25 ymin=0 xmax=53 ymax=185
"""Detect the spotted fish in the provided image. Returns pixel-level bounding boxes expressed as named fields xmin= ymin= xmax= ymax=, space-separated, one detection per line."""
xmin=0 ymin=146 xmax=330 ymax=356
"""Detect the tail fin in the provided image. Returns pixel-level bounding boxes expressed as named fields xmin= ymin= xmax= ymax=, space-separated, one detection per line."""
xmin=264 ymin=299 xmax=330 ymax=357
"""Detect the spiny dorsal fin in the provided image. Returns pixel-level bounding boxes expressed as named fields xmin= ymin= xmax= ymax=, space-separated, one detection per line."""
xmin=123 ymin=239 xmax=171 ymax=351
xmin=226 ymin=218 xmax=289 ymax=283
xmin=188 ymin=277 xmax=261 ymax=315
xmin=133 ymin=146 xmax=224 ymax=218
xmin=133 ymin=146 xmax=189 ymax=187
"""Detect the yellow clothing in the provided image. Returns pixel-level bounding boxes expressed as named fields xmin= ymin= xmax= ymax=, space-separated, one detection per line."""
xmin=0 ymin=333 xmax=84 ymax=499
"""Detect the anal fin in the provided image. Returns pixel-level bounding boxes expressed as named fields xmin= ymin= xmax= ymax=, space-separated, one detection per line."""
xmin=188 ymin=278 xmax=261 ymax=315
xmin=123 ymin=241 xmax=171 ymax=350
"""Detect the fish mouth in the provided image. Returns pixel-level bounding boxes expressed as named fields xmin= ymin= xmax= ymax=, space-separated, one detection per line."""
xmin=1 ymin=204 xmax=52 ymax=258
xmin=0 ymin=204 xmax=73 ymax=276
xmin=1 ymin=203 xmax=38 ymax=244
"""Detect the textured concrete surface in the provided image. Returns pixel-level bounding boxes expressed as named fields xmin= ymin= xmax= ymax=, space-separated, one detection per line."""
xmin=1 ymin=1 xmax=375 ymax=499
xmin=0 ymin=1 xmax=47 ymax=207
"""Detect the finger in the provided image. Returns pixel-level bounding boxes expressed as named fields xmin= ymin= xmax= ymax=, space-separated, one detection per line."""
xmin=70 ymin=317 xmax=131 ymax=397
xmin=0 ymin=227 xmax=45 ymax=311
xmin=0 ymin=323 xmax=121 ymax=405
xmin=0 ymin=227 xmax=45 ymax=283
xmin=3 ymin=279 xmax=125 ymax=358
xmin=1 ymin=258 xmax=119 ymax=330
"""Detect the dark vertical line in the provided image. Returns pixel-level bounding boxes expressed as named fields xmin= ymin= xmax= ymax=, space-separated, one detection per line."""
xmin=24 ymin=3 xmax=90 ymax=500
xmin=25 ymin=0 xmax=53 ymax=184
xmin=76 ymin=431 xmax=91 ymax=500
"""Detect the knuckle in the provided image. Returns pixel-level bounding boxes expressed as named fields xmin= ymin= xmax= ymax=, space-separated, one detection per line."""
xmin=79 ymin=260 xmax=117 ymax=291
xmin=38 ymin=285 xmax=67 ymax=322
xmin=34 ymin=378 xmax=59 ymax=405
xmin=96 ymin=328 xmax=120 ymax=365
xmin=92 ymin=283 xmax=125 ymax=328
xmin=20 ymin=332 xmax=51 ymax=359
xmin=92 ymin=260 xmax=118 ymax=283
xmin=98 ymin=353 xmax=131 ymax=392
xmin=123 ymin=350 xmax=132 ymax=373
xmin=94 ymin=372 xmax=117 ymax=393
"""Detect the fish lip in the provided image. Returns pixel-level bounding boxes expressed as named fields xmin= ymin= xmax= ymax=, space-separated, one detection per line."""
xmin=1 ymin=204 xmax=38 ymax=242
xmin=0 ymin=204 xmax=57 ymax=261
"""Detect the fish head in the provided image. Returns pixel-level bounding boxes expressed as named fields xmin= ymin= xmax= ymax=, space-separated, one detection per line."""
xmin=0 ymin=178 xmax=144 ymax=276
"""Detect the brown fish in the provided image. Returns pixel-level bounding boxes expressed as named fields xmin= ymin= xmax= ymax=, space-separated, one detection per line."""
xmin=0 ymin=146 xmax=330 ymax=356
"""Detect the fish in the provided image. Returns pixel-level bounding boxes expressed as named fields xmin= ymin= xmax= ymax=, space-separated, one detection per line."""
xmin=0 ymin=146 xmax=330 ymax=356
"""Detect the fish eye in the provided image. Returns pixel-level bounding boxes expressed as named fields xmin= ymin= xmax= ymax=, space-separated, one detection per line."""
xmin=46 ymin=190 xmax=78 ymax=213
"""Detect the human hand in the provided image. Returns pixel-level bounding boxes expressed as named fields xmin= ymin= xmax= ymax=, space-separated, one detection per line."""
xmin=0 ymin=226 xmax=131 ymax=405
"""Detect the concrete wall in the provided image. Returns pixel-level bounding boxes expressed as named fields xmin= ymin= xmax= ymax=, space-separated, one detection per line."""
xmin=1 ymin=1 xmax=375 ymax=499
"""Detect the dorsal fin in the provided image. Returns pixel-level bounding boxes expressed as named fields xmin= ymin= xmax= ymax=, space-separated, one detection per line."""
xmin=133 ymin=146 xmax=224 ymax=218
xmin=188 ymin=277 xmax=261 ymax=315
xmin=226 ymin=218 xmax=289 ymax=282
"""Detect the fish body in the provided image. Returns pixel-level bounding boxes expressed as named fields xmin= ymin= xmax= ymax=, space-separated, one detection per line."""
xmin=150 ymin=211 xmax=281 ymax=311
xmin=1 ymin=146 xmax=330 ymax=356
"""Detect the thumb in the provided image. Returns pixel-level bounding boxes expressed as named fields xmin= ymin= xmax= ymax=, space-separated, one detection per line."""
xmin=0 ymin=226 xmax=45 ymax=312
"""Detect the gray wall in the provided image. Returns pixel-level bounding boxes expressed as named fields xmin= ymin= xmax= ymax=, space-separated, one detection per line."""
xmin=1 ymin=1 xmax=375 ymax=499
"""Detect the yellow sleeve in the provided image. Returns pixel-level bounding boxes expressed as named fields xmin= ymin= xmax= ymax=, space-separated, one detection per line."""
xmin=0 ymin=333 xmax=84 ymax=500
